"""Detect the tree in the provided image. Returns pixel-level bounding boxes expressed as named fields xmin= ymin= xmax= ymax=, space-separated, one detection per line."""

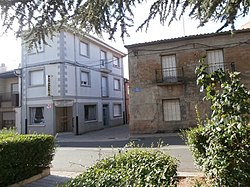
xmin=0 ymin=0 xmax=249 ymax=46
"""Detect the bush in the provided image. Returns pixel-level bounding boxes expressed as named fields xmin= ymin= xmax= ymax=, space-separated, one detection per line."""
xmin=61 ymin=148 xmax=178 ymax=187
xmin=183 ymin=64 xmax=250 ymax=187
xmin=0 ymin=134 xmax=55 ymax=186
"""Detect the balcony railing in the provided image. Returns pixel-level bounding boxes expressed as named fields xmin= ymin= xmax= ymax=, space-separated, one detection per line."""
xmin=155 ymin=67 xmax=184 ymax=83
xmin=155 ymin=62 xmax=235 ymax=84
xmin=0 ymin=92 xmax=19 ymax=107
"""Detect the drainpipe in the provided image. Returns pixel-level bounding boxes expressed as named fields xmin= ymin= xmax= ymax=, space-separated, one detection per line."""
xmin=74 ymin=33 xmax=79 ymax=135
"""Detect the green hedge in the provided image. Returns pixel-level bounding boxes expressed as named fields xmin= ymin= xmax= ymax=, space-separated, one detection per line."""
xmin=61 ymin=148 xmax=178 ymax=187
xmin=0 ymin=134 xmax=55 ymax=186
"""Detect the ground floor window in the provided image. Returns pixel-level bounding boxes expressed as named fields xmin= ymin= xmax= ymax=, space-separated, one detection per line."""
xmin=163 ymin=99 xmax=181 ymax=121
xmin=113 ymin=104 xmax=122 ymax=117
xmin=84 ymin=105 xmax=97 ymax=121
xmin=30 ymin=107 xmax=45 ymax=124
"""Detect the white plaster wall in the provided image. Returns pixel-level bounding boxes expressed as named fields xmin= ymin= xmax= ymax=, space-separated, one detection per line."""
xmin=5 ymin=78 xmax=18 ymax=93
xmin=65 ymin=65 xmax=76 ymax=96
xmin=45 ymin=64 xmax=60 ymax=97
xmin=22 ymin=34 xmax=60 ymax=65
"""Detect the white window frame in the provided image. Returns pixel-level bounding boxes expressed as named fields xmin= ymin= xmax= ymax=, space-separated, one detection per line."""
xmin=30 ymin=107 xmax=45 ymax=125
xmin=101 ymin=76 xmax=109 ymax=97
xmin=207 ymin=49 xmax=224 ymax=73
xmin=80 ymin=70 xmax=90 ymax=86
xmin=84 ymin=105 xmax=97 ymax=122
xmin=113 ymin=104 xmax=122 ymax=117
xmin=113 ymin=56 xmax=120 ymax=68
xmin=28 ymin=42 xmax=45 ymax=54
xmin=80 ymin=41 xmax=89 ymax=57
xmin=29 ymin=69 xmax=44 ymax=86
xmin=114 ymin=78 xmax=121 ymax=90
xmin=161 ymin=55 xmax=177 ymax=82
xmin=100 ymin=50 xmax=107 ymax=68
xmin=163 ymin=99 xmax=181 ymax=121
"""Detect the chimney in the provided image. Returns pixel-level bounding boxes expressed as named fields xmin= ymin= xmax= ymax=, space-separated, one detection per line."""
xmin=0 ymin=63 xmax=7 ymax=73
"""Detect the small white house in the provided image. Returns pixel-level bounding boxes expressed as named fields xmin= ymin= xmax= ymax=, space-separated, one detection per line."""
xmin=21 ymin=29 xmax=125 ymax=135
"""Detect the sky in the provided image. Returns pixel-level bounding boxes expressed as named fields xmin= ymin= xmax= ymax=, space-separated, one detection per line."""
xmin=0 ymin=2 xmax=250 ymax=79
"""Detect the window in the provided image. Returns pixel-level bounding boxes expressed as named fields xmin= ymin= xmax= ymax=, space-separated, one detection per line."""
xmin=113 ymin=104 xmax=122 ymax=117
xmin=80 ymin=41 xmax=89 ymax=56
xmin=84 ymin=105 xmax=97 ymax=121
xmin=163 ymin=99 xmax=181 ymax=121
xmin=101 ymin=76 xmax=108 ymax=97
xmin=80 ymin=71 xmax=90 ymax=86
xmin=207 ymin=49 xmax=224 ymax=73
xmin=114 ymin=78 xmax=121 ymax=90
xmin=162 ymin=55 xmax=177 ymax=82
xmin=30 ymin=70 xmax=44 ymax=86
xmin=100 ymin=50 xmax=107 ymax=68
xmin=28 ymin=42 xmax=44 ymax=53
xmin=113 ymin=56 xmax=120 ymax=68
xmin=30 ymin=107 xmax=45 ymax=124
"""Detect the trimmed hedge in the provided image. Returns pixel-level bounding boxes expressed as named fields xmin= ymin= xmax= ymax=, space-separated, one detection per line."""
xmin=61 ymin=148 xmax=178 ymax=187
xmin=0 ymin=134 xmax=55 ymax=186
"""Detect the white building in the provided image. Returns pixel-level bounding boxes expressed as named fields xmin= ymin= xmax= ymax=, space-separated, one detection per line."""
xmin=21 ymin=29 xmax=125 ymax=135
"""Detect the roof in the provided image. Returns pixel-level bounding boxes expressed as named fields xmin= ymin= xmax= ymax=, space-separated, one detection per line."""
xmin=125 ymin=28 xmax=250 ymax=49
xmin=0 ymin=70 xmax=17 ymax=79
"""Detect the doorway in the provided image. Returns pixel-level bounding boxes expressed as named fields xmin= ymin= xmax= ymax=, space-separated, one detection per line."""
xmin=103 ymin=104 xmax=109 ymax=127
xmin=56 ymin=107 xmax=73 ymax=133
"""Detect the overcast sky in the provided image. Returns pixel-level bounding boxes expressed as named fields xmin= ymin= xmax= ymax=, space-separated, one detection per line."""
xmin=0 ymin=2 xmax=250 ymax=78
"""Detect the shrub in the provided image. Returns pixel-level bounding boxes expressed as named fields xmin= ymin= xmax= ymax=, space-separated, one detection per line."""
xmin=183 ymin=63 xmax=250 ymax=187
xmin=0 ymin=134 xmax=55 ymax=186
xmin=61 ymin=148 xmax=178 ymax=187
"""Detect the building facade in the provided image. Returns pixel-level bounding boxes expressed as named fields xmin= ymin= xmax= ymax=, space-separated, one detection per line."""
xmin=126 ymin=29 xmax=250 ymax=134
xmin=21 ymin=30 xmax=125 ymax=135
xmin=0 ymin=70 xmax=20 ymax=132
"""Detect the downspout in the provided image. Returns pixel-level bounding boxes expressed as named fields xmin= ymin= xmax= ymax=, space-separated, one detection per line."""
xmin=74 ymin=33 xmax=79 ymax=135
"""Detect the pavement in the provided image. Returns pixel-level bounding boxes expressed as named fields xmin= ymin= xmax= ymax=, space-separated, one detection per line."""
xmin=24 ymin=124 xmax=201 ymax=187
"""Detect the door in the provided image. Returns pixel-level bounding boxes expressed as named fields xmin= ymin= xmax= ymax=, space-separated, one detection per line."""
xmin=162 ymin=55 xmax=177 ymax=82
xmin=56 ymin=107 xmax=73 ymax=132
xmin=103 ymin=105 xmax=109 ymax=127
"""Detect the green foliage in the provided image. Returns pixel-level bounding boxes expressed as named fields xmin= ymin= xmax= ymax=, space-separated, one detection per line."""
xmin=184 ymin=63 xmax=250 ymax=187
xmin=0 ymin=134 xmax=55 ymax=186
xmin=0 ymin=0 xmax=248 ymax=47
xmin=61 ymin=148 xmax=178 ymax=187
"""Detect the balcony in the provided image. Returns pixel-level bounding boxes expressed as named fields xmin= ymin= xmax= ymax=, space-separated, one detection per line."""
xmin=155 ymin=67 xmax=184 ymax=84
xmin=206 ymin=62 xmax=235 ymax=73
xmin=0 ymin=92 xmax=19 ymax=107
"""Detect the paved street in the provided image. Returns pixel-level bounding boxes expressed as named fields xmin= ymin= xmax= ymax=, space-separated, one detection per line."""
xmin=25 ymin=124 xmax=200 ymax=186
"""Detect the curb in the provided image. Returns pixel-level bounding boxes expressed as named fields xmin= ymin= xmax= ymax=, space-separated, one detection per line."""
xmin=8 ymin=168 xmax=50 ymax=187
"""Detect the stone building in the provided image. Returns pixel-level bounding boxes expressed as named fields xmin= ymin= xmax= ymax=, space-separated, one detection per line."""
xmin=125 ymin=29 xmax=250 ymax=134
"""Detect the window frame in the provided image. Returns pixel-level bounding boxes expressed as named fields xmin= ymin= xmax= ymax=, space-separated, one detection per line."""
xmin=100 ymin=50 xmax=107 ymax=67
xmin=101 ymin=76 xmax=109 ymax=97
xmin=80 ymin=70 xmax=91 ymax=87
xmin=113 ymin=78 xmax=121 ymax=91
xmin=28 ymin=42 xmax=45 ymax=54
xmin=113 ymin=56 xmax=120 ymax=68
xmin=162 ymin=99 xmax=181 ymax=122
xmin=206 ymin=49 xmax=224 ymax=73
xmin=30 ymin=107 xmax=45 ymax=125
xmin=79 ymin=41 xmax=89 ymax=57
xmin=29 ymin=69 xmax=45 ymax=87
xmin=113 ymin=103 xmax=122 ymax=118
xmin=84 ymin=104 xmax=97 ymax=122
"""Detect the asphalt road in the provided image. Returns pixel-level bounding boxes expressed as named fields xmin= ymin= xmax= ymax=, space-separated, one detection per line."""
xmin=56 ymin=136 xmax=186 ymax=148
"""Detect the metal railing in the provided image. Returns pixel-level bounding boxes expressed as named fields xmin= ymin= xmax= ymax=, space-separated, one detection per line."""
xmin=155 ymin=67 xmax=184 ymax=83
xmin=0 ymin=92 xmax=19 ymax=107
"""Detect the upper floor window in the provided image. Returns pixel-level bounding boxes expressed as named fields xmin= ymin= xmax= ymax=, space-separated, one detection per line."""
xmin=80 ymin=71 xmax=90 ymax=86
xmin=161 ymin=55 xmax=177 ymax=82
xmin=80 ymin=41 xmax=89 ymax=57
xmin=101 ymin=76 xmax=108 ymax=97
xmin=113 ymin=56 xmax=120 ymax=68
xmin=207 ymin=49 xmax=224 ymax=73
xmin=29 ymin=69 xmax=44 ymax=86
xmin=114 ymin=78 xmax=121 ymax=90
xmin=100 ymin=50 xmax=107 ymax=68
xmin=28 ymin=42 xmax=44 ymax=54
